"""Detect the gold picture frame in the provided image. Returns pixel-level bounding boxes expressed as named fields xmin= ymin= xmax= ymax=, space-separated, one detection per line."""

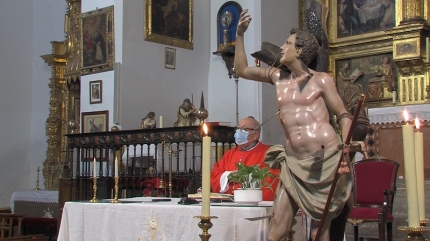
xmin=332 ymin=52 xmax=397 ymax=108
xmin=89 ymin=80 xmax=102 ymax=104
xmin=81 ymin=6 xmax=115 ymax=75
xmin=82 ymin=110 xmax=109 ymax=133
xmin=144 ymin=0 xmax=193 ymax=50
xmin=327 ymin=0 xmax=396 ymax=44
xmin=165 ymin=47 xmax=176 ymax=69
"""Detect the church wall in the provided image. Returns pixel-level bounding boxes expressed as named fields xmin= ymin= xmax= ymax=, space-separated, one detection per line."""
xmin=260 ymin=0 xmax=299 ymax=145
xmin=208 ymin=0 xmax=263 ymax=127
xmin=119 ymin=0 xmax=211 ymax=129
xmin=0 ymin=0 xmax=67 ymax=206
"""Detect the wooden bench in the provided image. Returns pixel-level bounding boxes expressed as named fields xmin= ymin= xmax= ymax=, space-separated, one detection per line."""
xmin=0 ymin=214 xmax=24 ymax=238
xmin=0 ymin=234 xmax=45 ymax=240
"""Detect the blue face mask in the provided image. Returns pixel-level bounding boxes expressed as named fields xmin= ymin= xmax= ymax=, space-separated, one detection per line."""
xmin=234 ymin=129 xmax=249 ymax=145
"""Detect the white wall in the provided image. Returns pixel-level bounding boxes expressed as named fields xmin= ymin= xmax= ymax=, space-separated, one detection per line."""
xmin=0 ymin=0 xmax=67 ymax=206
xmin=0 ymin=0 xmax=298 ymax=207
xmin=208 ymin=0 xmax=263 ymax=126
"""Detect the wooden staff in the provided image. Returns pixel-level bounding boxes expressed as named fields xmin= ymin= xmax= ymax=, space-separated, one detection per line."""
xmin=314 ymin=94 xmax=366 ymax=241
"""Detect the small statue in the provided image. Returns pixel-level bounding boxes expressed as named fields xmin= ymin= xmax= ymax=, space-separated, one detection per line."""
xmin=174 ymin=98 xmax=197 ymax=127
xmin=140 ymin=111 xmax=156 ymax=129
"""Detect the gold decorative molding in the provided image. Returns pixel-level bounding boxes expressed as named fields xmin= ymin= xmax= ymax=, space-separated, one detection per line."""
xmin=41 ymin=0 xmax=81 ymax=189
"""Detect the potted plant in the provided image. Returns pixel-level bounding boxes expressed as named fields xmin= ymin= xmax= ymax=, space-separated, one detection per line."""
xmin=227 ymin=162 xmax=277 ymax=204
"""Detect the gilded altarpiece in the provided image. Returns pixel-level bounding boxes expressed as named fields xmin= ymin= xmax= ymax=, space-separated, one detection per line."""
xmin=42 ymin=0 xmax=82 ymax=189
xmin=301 ymin=0 xmax=430 ymax=178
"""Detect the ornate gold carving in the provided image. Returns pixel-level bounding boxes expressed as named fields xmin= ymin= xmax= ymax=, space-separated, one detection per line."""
xmin=41 ymin=0 xmax=81 ymax=189
xmin=347 ymin=218 xmax=364 ymax=226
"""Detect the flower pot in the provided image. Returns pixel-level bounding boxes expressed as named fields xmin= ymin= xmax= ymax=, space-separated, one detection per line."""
xmin=233 ymin=188 xmax=262 ymax=205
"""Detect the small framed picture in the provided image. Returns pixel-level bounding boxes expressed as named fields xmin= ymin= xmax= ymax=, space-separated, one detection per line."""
xmin=89 ymin=80 xmax=102 ymax=104
xmin=165 ymin=47 xmax=176 ymax=69
xmin=82 ymin=110 xmax=109 ymax=133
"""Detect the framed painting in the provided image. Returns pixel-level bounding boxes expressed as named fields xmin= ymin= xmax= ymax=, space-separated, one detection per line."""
xmin=333 ymin=52 xmax=397 ymax=108
xmin=165 ymin=47 xmax=176 ymax=69
xmin=80 ymin=6 xmax=114 ymax=75
xmin=144 ymin=0 xmax=193 ymax=50
xmin=89 ymin=80 xmax=102 ymax=104
xmin=82 ymin=110 xmax=109 ymax=133
xmin=327 ymin=0 xmax=396 ymax=43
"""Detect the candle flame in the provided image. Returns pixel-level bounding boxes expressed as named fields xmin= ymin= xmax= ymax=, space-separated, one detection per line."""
xmin=415 ymin=117 xmax=421 ymax=130
xmin=403 ymin=109 xmax=410 ymax=122
xmin=203 ymin=123 xmax=208 ymax=135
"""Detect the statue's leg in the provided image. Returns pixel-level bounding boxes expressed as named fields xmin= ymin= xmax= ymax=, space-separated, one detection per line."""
xmin=310 ymin=217 xmax=331 ymax=241
xmin=267 ymin=186 xmax=298 ymax=241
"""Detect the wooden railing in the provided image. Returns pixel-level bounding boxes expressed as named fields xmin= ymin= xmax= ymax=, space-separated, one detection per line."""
xmin=62 ymin=126 xmax=235 ymax=202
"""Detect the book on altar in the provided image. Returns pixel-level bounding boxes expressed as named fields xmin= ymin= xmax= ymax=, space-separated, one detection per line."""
xmin=205 ymin=121 xmax=231 ymax=127
xmin=188 ymin=193 xmax=233 ymax=201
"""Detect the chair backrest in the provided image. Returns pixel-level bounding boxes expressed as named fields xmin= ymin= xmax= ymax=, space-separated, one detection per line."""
xmin=352 ymin=158 xmax=399 ymax=211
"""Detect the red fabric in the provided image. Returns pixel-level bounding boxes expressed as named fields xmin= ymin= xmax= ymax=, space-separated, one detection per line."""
xmin=354 ymin=161 xmax=396 ymax=205
xmin=210 ymin=143 xmax=279 ymax=201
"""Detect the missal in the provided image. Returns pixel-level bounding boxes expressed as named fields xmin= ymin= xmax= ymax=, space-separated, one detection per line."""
xmin=188 ymin=193 xmax=233 ymax=201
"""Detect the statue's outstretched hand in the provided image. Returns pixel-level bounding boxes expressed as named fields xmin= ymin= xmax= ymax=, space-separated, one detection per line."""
xmin=237 ymin=9 xmax=252 ymax=36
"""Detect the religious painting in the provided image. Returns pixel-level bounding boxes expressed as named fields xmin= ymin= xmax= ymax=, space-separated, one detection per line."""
xmin=89 ymin=80 xmax=102 ymax=104
xmin=81 ymin=111 xmax=109 ymax=162
xmin=334 ymin=52 xmax=397 ymax=108
xmin=393 ymin=39 xmax=420 ymax=60
xmin=144 ymin=0 xmax=193 ymax=50
xmin=165 ymin=47 xmax=176 ymax=69
xmin=80 ymin=6 xmax=114 ymax=75
xmin=82 ymin=110 xmax=109 ymax=133
xmin=325 ymin=0 xmax=396 ymax=43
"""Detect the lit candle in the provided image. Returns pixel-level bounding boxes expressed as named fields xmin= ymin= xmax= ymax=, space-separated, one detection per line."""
xmin=402 ymin=110 xmax=420 ymax=227
xmin=201 ymin=123 xmax=211 ymax=217
xmin=93 ymin=157 xmax=97 ymax=178
xmin=392 ymin=91 xmax=396 ymax=104
xmin=115 ymin=157 xmax=119 ymax=178
xmin=414 ymin=117 xmax=425 ymax=221
xmin=159 ymin=116 xmax=164 ymax=128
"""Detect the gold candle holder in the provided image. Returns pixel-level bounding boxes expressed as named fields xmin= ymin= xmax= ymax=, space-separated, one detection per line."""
xmin=420 ymin=218 xmax=430 ymax=226
xmin=111 ymin=177 xmax=120 ymax=203
xmin=193 ymin=216 xmax=218 ymax=241
xmin=90 ymin=176 xmax=99 ymax=203
xmin=34 ymin=166 xmax=41 ymax=190
xmin=398 ymin=226 xmax=430 ymax=240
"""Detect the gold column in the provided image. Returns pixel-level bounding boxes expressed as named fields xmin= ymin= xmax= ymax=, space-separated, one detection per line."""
xmin=386 ymin=0 xmax=430 ymax=105
xmin=40 ymin=0 xmax=81 ymax=189
xmin=41 ymin=43 xmax=67 ymax=189
xmin=400 ymin=0 xmax=425 ymax=24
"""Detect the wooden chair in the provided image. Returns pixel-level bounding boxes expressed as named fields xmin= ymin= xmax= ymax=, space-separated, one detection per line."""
xmin=0 ymin=234 xmax=45 ymax=240
xmin=0 ymin=214 xmax=24 ymax=238
xmin=347 ymin=158 xmax=399 ymax=241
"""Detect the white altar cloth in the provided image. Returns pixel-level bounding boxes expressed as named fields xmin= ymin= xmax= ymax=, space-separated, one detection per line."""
xmin=58 ymin=197 xmax=272 ymax=241
xmin=368 ymin=103 xmax=430 ymax=124
xmin=9 ymin=190 xmax=59 ymax=213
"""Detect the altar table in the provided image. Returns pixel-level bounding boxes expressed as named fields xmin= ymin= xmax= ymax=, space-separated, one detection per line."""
xmin=10 ymin=190 xmax=59 ymax=218
xmin=58 ymin=197 xmax=276 ymax=241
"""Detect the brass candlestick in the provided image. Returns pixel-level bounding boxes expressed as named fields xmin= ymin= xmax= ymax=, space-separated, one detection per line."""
xmin=90 ymin=176 xmax=99 ymax=202
xmin=194 ymin=216 xmax=218 ymax=241
xmin=111 ymin=176 xmax=120 ymax=203
xmin=398 ymin=226 xmax=430 ymax=240
xmin=34 ymin=166 xmax=41 ymax=190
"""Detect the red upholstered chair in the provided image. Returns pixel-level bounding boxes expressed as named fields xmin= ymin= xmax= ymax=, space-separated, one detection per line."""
xmin=347 ymin=158 xmax=399 ymax=241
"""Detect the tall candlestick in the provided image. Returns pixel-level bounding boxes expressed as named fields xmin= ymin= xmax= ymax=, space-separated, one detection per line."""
xmin=414 ymin=117 xmax=425 ymax=221
xmin=93 ymin=157 xmax=97 ymax=177
xmin=402 ymin=110 xmax=420 ymax=227
xmin=115 ymin=157 xmax=119 ymax=178
xmin=159 ymin=116 xmax=164 ymax=128
xmin=201 ymin=124 xmax=211 ymax=217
